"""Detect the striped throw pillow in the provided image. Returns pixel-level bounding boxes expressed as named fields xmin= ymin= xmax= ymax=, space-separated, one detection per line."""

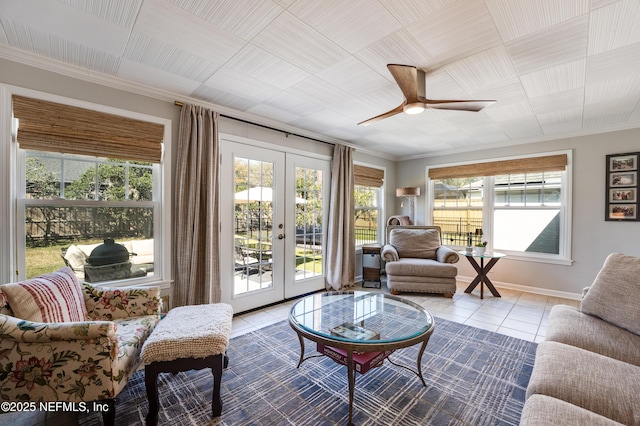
xmin=1 ymin=267 xmax=88 ymax=323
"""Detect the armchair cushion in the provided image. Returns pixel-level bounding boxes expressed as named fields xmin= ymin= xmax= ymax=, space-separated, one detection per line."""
xmin=581 ymin=253 xmax=640 ymax=336
xmin=389 ymin=228 xmax=440 ymax=259
xmin=1 ymin=267 xmax=88 ymax=323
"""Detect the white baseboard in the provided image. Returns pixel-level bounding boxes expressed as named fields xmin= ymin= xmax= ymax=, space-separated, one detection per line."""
xmin=456 ymin=275 xmax=582 ymax=301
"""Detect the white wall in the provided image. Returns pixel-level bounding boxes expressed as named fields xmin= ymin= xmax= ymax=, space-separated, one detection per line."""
xmin=395 ymin=129 xmax=640 ymax=298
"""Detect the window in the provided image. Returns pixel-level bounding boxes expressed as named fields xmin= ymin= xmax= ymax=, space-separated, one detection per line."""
xmin=493 ymin=171 xmax=562 ymax=254
xmin=10 ymin=92 xmax=170 ymax=285
xmin=354 ymin=165 xmax=384 ymax=247
xmin=354 ymin=184 xmax=380 ymax=246
xmin=433 ymin=177 xmax=484 ymax=246
xmin=428 ymin=153 xmax=571 ymax=264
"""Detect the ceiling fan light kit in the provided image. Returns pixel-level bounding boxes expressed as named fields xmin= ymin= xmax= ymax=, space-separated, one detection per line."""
xmin=358 ymin=64 xmax=496 ymax=126
xmin=403 ymin=102 xmax=426 ymax=114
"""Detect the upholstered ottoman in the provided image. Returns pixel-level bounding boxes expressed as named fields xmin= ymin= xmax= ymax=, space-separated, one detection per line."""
xmin=141 ymin=303 xmax=233 ymax=425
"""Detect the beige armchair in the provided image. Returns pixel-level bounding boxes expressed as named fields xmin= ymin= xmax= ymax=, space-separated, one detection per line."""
xmin=382 ymin=226 xmax=459 ymax=297
xmin=0 ymin=267 xmax=160 ymax=425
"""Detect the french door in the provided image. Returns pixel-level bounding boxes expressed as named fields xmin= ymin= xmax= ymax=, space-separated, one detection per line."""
xmin=220 ymin=140 xmax=330 ymax=313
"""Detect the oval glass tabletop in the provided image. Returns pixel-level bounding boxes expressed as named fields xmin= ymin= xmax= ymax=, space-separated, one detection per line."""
xmin=289 ymin=291 xmax=434 ymax=345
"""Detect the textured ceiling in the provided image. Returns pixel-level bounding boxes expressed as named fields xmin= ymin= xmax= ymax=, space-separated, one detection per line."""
xmin=1 ymin=0 xmax=640 ymax=159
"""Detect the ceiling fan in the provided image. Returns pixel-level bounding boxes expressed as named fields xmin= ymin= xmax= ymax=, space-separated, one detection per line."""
xmin=358 ymin=64 xmax=496 ymax=126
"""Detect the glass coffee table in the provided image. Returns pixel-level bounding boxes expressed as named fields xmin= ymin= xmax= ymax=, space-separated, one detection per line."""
xmin=289 ymin=291 xmax=435 ymax=425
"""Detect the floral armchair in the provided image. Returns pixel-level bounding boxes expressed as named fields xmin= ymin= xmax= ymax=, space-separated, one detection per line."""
xmin=0 ymin=267 xmax=160 ymax=425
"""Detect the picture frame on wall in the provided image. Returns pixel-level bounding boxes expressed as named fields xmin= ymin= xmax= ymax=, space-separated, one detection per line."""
xmin=605 ymin=152 xmax=640 ymax=221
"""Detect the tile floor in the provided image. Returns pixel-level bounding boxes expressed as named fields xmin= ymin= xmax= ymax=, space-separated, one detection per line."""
xmin=232 ymin=281 xmax=580 ymax=344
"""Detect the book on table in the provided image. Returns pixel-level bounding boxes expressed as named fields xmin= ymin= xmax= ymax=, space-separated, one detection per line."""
xmin=316 ymin=343 xmax=393 ymax=374
xmin=330 ymin=322 xmax=380 ymax=340
xmin=320 ymin=322 xmax=392 ymax=374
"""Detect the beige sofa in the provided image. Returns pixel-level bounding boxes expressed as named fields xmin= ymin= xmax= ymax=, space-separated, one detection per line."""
xmin=63 ymin=238 xmax=154 ymax=281
xmin=382 ymin=226 xmax=459 ymax=297
xmin=520 ymin=253 xmax=640 ymax=426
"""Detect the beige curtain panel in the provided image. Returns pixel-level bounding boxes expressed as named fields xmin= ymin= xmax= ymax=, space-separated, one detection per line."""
xmin=428 ymin=154 xmax=568 ymax=180
xmin=326 ymin=144 xmax=355 ymax=291
xmin=173 ymin=104 xmax=220 ymax=306
xmin=12 ymin=95 xmax=164 ymax=163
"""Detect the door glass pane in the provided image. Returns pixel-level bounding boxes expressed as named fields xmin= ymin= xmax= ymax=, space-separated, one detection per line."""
xmin=233 ymin=157 xmax=274 ymax=295
xmin=295 ymin=167 xmax=323 ymax=281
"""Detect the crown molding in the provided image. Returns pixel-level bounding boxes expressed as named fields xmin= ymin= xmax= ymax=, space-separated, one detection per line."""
xmin=0 ymin=46 xmax=396 ymax=160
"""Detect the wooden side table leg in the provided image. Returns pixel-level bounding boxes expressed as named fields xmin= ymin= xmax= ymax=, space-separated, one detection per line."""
xmin=145 ymin=364 xmax=160 ymax=426
xmin=211 ymin=354 xmax=224 ymax=417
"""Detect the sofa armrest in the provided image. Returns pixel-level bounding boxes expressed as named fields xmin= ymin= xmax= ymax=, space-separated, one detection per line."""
xmin=83 ymin=284 xmax=161 ymax=321
xmin=436 ymin=246 xmax=459 ymax=264
xmin=582 ymin=286 xmax=590 ymax=299
xmin=382 ymin=244 xmax=399 ymax=262
xmin=0 ymin=313 xmax=117 ymax=343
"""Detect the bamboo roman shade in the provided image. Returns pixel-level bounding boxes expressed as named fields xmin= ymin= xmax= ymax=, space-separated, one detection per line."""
xmin=354 ymin=165 xmax=384 ymax=187
xmin=428 ymin=154 xmax=568 ymax=180
xmin=12 ymin=95 xmax=164 ymax=163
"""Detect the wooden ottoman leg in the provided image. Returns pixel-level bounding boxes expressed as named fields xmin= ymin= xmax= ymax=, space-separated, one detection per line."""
xmin=211 ymin=354 xmax=224 ymax=417
xmin=145 ymin=363 xmax=160 ymax=426
xmin=101 ymin=398 xmax=116 ymax=426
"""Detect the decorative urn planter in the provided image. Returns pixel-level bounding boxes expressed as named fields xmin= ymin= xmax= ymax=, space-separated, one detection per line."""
xmin=473 ymin=246 xmax=486 ymax=256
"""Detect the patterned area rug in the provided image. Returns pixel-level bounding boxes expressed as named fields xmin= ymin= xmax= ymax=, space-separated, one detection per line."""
xmin=80 ymin=317 xmax=536 ymax=425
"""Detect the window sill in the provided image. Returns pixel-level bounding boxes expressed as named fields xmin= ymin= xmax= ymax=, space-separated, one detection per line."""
xmin=496 ymin=252 xmax=573 ymax=266
xmin=448 ymin=246 xmax=573 ymax=266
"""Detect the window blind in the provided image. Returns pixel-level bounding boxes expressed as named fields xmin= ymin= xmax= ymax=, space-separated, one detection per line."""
xmin=12 ymin=95 xmax=164 ymax=163
xmin=428 ymin=154 xmax=568 ymax=180
xmin=354 ymin=165 xmax=384 ymax=187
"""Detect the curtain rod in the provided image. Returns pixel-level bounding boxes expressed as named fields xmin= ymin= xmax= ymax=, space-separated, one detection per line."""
xmin=174 ymin=100 xmax=334 ymax=146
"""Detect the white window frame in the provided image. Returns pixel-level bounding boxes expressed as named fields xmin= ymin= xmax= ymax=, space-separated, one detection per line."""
xmin=426 ymin=150 xmax=573 ymax=265
xmin=1 ymin=84 xmax=172 ymax=288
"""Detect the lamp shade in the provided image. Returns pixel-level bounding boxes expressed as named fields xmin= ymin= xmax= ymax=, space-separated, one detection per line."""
xmin=396 ymin=187 xmax=420 ymax=197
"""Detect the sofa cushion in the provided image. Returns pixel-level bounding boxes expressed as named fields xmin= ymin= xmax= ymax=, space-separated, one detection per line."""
xmin=0 ymin=267 xmax=88 ymax=323
xmin=526 ymin=341 xmax=640 ymax=425
xmin=546 ymin=304 xmax=640 ymax=367
xmin=389 ymin=228 xmax=440 ymax=259
xmin=580 ymin=252 xmax=640 ymax=336
xmin=63 ymin=244 xmax=88 ymax=270
xmin=385 ymin=258 xmax=457 ymax=278
xmin=110 ymin=315 xmax=159 ymax=396
xmin=520 ymin=395 xmax=625 ymax=426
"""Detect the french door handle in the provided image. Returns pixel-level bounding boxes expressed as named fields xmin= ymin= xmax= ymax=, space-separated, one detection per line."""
xmin=277 ymin=234 xmax=285 ymax=240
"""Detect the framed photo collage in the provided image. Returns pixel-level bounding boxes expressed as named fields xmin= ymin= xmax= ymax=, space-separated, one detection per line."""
xmin=606 ymin=152 xmax=639 ymax=221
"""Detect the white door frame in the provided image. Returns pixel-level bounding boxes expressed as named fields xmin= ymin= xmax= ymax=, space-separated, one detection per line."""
xmin=219 ymin=137 xmax=331 ymax=312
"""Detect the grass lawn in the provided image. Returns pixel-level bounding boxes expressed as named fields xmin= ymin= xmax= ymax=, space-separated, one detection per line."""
xmin=26 ymin=243 xmax=71 ymax=279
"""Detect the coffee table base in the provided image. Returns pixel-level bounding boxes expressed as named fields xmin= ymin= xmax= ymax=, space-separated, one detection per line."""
xmin=293 ymin=331 xmax=430 ymax=426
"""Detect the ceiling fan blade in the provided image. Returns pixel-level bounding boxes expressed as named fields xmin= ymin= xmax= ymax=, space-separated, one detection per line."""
xmin=421 ymin=98 xmax=496 ymax=112
xmin=358 ymin=104 xmax=405 ymax=126
xmin=387 ymin=64 xmax=424 ymax=103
